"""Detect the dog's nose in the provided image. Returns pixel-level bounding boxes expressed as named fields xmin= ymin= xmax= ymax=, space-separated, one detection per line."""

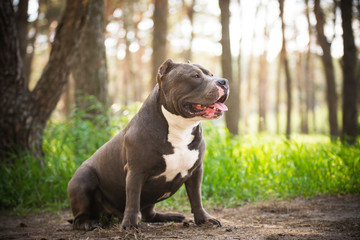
xmin=216 ymin=78 xmax=228 ymax=87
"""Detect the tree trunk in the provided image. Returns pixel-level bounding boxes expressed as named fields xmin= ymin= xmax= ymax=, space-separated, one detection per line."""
xmin=237 ymin=0 xmax=243 ymax=130
xmin=310 ymin=61 xmax=316 ymax=133
xmin=120 ymin=2 xmax=137 ymax=106
xmin=237 ymin=47 xmax=242 ymax=125
xmin=0 ymin=0 xmax=29 ymax=160
xmin=15 ymin=0 xmax=28 ymax=82
xmin=296 ymin=52 xmax=308 ymax=133
xmin=182 ymin=0 xmax=195 ymax=61
xmin=60 ymin=75 xmax=74 ymax=117
xmin=357 ymin=1 xmax=360 ymax=109
xmin=258 ymin=7 xmax=269 ymax=133
xmin=151 ymin=0 xmax=168 ymax=89
xmin=124 ymin=2 xmax=137 ymax=104
xmin=258 ymin=51 xmax=268 ymax=133
xmin=279 ymin=0 xmax=292 ymax=138
xmin=275 ymin=54 xmax=282 ymax=134
xmin=237 ymin=42 xmax=242 ymax=132
xmin=134 ymin=14 xmax=144 ymax=102
xmin=124 ymin=19 xmax=134 ymax=104
xmin=244 ymin=4 xmax=260 ymax=132
xmin=72 ymin=0 xmax=109 ymax=123
xmin=305 ymin=0 xmax=315 ymax=133
xmin=0 ymin=0 xmax=90 ymax=162
xmin=340 ymin=0 xmax=358 ymax=144
xmin=244 ymin=53 xmax=254 ymax=132
xmin=314 ymin=0 xmax=339 ymax=139
xmin=219 ymin=0 xmax=240 ymax=135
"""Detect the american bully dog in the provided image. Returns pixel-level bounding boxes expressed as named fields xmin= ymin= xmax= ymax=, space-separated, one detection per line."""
xmin=67 ymin=59 xmax=229 ymax=230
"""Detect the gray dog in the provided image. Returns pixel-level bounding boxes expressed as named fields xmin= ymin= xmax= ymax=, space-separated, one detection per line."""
xmin=67 ymin=59 xmax=229 ymax=230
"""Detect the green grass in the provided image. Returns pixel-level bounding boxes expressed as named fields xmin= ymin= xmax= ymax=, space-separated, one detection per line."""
xmin=0 ymin=104 xmax=137 ymax=214
xmin=201 ymin=125 xmax=360 ymax=206
xmin=1 ymin=104 xmax=359 ymax=214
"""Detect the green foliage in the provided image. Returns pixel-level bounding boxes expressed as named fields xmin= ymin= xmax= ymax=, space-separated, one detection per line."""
xmin=1 ymin=105 xmax=359 ymax=213
xmin=200 ymin=122 xmax=360 ymax=207
xmin=0 ymin=103 xmax=137 ymax=213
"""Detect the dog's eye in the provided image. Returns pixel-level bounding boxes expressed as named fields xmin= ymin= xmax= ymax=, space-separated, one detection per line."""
xmin=193 ymin=74 xmax=201 ymax=78
xmin=210 ymin=73 xmax=214 ymax=77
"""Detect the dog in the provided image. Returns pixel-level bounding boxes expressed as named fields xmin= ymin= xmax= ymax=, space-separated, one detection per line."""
xmin=67 ymin=59 xmax=229 ymax=230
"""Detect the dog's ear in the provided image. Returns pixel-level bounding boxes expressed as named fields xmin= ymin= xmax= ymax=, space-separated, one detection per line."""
xmin=157 ymin=59 xmax=174 ymax=83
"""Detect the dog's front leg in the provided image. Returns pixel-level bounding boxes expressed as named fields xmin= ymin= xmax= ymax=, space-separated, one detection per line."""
xmin=121 ymin=170 xmax=144 ymax=229
xmin=185 ymin=166 xmax=221 ymax=227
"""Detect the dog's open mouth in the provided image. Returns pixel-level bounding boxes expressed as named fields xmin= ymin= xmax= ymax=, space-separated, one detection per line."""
xmin=185 ymin=93 xmax=228 ymax=118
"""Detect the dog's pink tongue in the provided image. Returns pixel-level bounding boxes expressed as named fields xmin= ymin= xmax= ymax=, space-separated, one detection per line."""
xmin=214 ymin=102 xmax=228 ymax=111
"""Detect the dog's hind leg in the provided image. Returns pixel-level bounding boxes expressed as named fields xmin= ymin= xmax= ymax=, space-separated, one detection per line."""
xmin=68 ymin=166 xmax=104 ymax=230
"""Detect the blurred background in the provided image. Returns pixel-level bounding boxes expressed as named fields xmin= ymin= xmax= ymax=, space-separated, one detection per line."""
xmin=18 ymin=0 xmax=359 ymax=138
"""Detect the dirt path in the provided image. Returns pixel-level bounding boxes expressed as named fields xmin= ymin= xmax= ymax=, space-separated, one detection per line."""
xmin=1 ymin=195 xmax=359 ymax=240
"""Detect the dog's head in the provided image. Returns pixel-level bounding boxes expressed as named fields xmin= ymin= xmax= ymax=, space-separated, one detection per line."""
xmin=157 ymin=59 xmax=229 ymax=120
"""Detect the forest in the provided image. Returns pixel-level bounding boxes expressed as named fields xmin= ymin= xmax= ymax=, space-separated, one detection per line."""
xmin=0 ymin=0 xmax=360 ymax=239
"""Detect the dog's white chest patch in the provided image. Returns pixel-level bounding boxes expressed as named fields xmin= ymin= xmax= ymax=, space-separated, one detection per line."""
xmin=157 ymin=106 xmax=200 ymax=182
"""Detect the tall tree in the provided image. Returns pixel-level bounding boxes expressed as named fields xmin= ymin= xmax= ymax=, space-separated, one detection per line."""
xmin=340 ymin=0 xmax=358 ymax=144
xmin=182 ymin=0 xmax=196 ymax=61
xmin=275 ymin=54 xmax=282 ymax=134
xmin=279 ymin=0 xmax=292 ymax=138
xmin=133 ymin=3 xmax=144 ymax=102
xmin=305 ymin=0 xmax=316 ymax=133
xmin=122 ymin=1 xmax=137 ymax=105
xmin=244 ymin=4 xmax=260 ymax=131
xmin=72 ymin=0 xmax=109 ymax=122
xmin=357 ymin=0 xmax=360 ymax=108
xmin=151 ymin=0 xmax=168 ymax=88
xmin=237 ymin=0 xmax=243 ymax=133
xmin=15 ymin=0 xmax=28 ymax=80
xmin=314 ymin=0 xmax=339 ymax=139
xmin=0 ymin=0 xmax=90 ymax=162
xmin=258 ymin=4 xmax=269 ymax=133
xmin=296 ymin=52 xmax=308 ymax=133
xmin=219 ymin=0 xmax=240 ymax=135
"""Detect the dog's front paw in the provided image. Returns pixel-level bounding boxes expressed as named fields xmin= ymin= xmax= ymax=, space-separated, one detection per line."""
xmin=121 ymin=213 xmax=139 ymax=229
xmin=194 ymin=209 xmax=221 ymax=227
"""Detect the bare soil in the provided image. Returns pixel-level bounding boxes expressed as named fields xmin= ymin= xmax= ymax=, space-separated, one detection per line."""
xmin=1 ymin=195 xmax=359 ymax=240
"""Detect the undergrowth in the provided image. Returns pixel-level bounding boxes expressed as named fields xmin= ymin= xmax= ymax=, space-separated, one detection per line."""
xmin=1 ymin=103 xmax=359 ymax=214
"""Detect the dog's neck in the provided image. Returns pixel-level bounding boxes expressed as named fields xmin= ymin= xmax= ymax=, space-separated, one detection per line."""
xmin=161 ymin=105 xmax=200 ymax=142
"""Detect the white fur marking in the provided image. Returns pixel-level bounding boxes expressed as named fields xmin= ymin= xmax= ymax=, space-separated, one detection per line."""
xmin=157 ymin=106 xmax=200 ymax=182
